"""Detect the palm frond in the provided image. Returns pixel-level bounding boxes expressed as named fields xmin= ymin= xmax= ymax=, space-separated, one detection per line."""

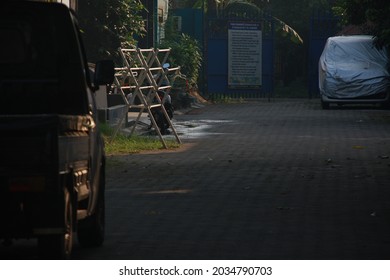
xmin=273 ymin=16 xmax=303 ymax=44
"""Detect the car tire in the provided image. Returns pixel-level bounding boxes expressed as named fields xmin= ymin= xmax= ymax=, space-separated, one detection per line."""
xmin=38 ymin=187 xmax=73 ymax=259
xmin=77 ymin=165 xmax=105 ymax=247
xmin=321 ymin=98 xmax=330 ymax=109
xmin=381 ymin=100 xmax=390 ymax=109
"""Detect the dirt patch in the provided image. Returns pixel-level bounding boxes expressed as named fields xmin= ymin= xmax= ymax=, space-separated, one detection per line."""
xmin=189 ymin=88 xmax=209 ymax=104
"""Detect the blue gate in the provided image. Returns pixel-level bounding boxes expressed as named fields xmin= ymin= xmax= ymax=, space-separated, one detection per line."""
xmin=206 ymin=14 xmax=275 ymax=99
xmin=172 ymin=8 xmax=275 ymax=99
xmin=170 ymin=9 xmax=204 ymax=47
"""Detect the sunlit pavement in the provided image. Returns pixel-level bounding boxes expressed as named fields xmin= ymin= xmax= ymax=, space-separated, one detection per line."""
xmin=2 ymin=99 xmax=390 ymax=259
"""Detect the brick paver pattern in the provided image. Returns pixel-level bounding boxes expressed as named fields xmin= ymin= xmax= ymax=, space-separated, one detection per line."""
xmin=93 ymin=99 xmax=390 ymax=260
xmin=2 ymin=99 xmax=390 ymax=260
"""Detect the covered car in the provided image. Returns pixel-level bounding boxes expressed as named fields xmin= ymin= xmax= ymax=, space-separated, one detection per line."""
xmin=319 ymin=35 xmax=390 ymax=108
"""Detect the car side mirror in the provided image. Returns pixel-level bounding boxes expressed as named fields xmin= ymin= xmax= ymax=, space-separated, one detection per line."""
xmin=94 ymin=60 xmax=115 ymax=86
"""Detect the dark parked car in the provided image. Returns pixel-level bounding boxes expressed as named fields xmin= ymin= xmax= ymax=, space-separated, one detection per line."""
xmin=0 ymin=1 xmax=114 ymax=258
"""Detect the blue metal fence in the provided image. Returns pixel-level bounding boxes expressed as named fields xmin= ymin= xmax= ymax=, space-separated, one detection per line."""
xmin=206 ymin=15 xmax=275 ymax=99
xmin=171 ymin=9 xmax=204 ymax=45
xmin=172 ymin=8 xmax=275 ymax=99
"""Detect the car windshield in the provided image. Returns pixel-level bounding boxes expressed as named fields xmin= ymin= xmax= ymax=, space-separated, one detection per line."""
xmin=0 ymin=4 xmax=88 ymax=115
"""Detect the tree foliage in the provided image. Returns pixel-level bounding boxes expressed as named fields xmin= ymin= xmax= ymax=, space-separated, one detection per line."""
xmin=78 ymin=0 xmax=146 ymax=62
xmin=333 ymin=0 xmax=390 ymax=48
xmin=159 ymin=33 xmax=202 ymax=88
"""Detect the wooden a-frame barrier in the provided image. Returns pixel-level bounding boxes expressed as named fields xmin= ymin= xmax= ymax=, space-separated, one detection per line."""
xmin=111 ymin=46 xmax=182 ymax=148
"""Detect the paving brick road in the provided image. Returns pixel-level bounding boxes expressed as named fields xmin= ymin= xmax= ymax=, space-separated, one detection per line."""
xmin=2 ymin=99 xmax=390 ymax=259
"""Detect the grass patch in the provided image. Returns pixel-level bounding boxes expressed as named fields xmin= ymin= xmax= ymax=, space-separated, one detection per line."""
xmin=210 ymin=95 xmax=245 ymax=104
xmin=100 ymin=124 xmax=180 ymax=155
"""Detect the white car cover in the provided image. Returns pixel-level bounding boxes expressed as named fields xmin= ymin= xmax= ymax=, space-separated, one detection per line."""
xmin=319 ymin=35 xmax=389 ymax=99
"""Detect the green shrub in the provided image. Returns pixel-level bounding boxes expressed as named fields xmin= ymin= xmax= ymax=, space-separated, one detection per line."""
xmin=159 ymin=33 xmax=202 ymax=88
